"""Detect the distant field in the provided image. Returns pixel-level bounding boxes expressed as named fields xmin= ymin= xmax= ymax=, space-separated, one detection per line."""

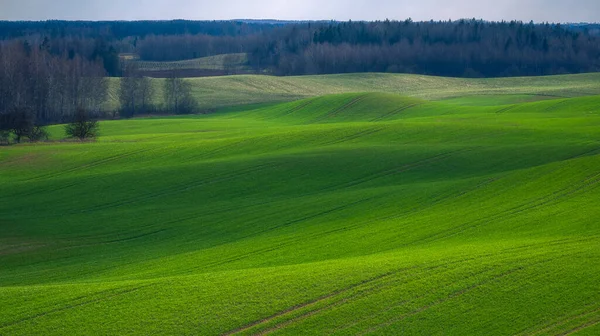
xmin=107 ymin=72 xmax=600 ymax=112
xmin=128 ymin=53 xmax=252 ymax=78
xmin=133 ymin=53 xmax=249 ymax=71
xmin=1 ymin=89 xmax=600 ymax=334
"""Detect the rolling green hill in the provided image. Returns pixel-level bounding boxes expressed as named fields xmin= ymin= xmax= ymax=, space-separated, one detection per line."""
xmin=107 ymin=72 xmax=600 ymax=112
xmin=1 ymin=90 xmax=600 ymax=335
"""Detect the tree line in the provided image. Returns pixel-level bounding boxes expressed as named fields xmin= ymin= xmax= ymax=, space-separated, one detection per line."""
xmin=249 ymin=20 xmax=600 ymax=77
xmin=119 ymin=63 xmax=197 ymax=117
xmin=0 ymin=40 xmax=108 ymax=141
xmin=2 ymin=19 xmax=599 ymax=78
xmin=135 ymin=20 xmax=600 ymax=77
xmin=0 ymin=20 xmax=277 ymax=40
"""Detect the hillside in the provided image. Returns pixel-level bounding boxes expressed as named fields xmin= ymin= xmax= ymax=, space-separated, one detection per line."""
xmin=107 ymin=72 xmax=600 ymax=112
xmin=1 ymin=92 xmax=599 ymax=335
xmin=133 ymin=53 xmax=249 ymax=71
xmin=129 ymin=53 xmax=252 ymax=77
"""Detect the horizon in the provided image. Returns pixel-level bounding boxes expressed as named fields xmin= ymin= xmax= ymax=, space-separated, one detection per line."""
xmin=0 ymin=18 xmax=599 ymax=24
xmin=1 ymin=0 xmax=599 ymax=23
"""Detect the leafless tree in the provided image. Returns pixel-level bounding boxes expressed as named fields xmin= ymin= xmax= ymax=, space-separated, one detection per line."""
xmin=164 ymin=76 xmax=197 ymax=114
xmin=0 ymin=41 xmax=108 ymax=126
xmin=119 ymin=63 xmax=155 ymax=117
xmin=0 ymin=107 xmax=34 ymax=143
xmin=138 ymin=76 xmax=155 ymax=114
xmin=65 ymin=107 xmax=99 ymax=141
xmin=119 ymin=73 xmax=141 ymax=117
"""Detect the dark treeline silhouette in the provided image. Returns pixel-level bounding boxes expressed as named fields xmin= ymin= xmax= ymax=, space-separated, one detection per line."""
xmin=0 ymin=20 xmax=279 ymax=39
xmin=568 ymin=24 xmax=600 ymax=36
xmin=0 ymin=34 xmax=121 ymax=75
xmin=0 ymin=20 xmax=280 ymax=71
xmin=249 ymin=20 xmax=600 ymax=77
xmin=1 ymin=19 xmax=598 ymax=77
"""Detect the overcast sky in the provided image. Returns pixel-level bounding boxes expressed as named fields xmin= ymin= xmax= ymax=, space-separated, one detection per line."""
xmin=0 ymin=0 xmax=598 ymax=22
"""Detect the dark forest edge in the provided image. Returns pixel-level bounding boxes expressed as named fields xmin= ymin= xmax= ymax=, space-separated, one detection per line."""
xmin=1 ymin=19 xmax=599 ymax=77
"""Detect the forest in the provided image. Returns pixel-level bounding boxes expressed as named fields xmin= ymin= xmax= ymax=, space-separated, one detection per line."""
xmin=2 ymin=19 xmax=599 ymax=76
xmin=256 ymin=20 xmax=600 ymax=77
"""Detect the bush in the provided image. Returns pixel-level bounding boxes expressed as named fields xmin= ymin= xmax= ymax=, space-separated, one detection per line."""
xmin=0 ymin=130 xmax=10 ymax=145
xmin=28 ymin=126 xmax=49 ymax=142
xmin=65 ymin=108 xmax=99 ymax=141
xmin=0 ymin=107 xmax=34 ymax=143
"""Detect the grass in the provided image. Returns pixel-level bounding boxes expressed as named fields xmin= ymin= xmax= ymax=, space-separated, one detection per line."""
xmin=1 ymin=76 xmax=600 ymax=334
xmin=132 ymin=53 xmax=250 ymax=72
xmin=106 ymin=72 xmax=600 ymax=112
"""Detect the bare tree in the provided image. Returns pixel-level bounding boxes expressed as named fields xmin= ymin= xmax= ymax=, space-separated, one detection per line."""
xmin=0 ymin=107 xmax=34 ymax=143
xmin=222 ymin=54 xmax=238 ymax=75
xmin=28 ymin=125 xmax=49 ymax=142
xmin=164 ymin=76 xmax=197 ymax=114
xmin=65 ymin=108 xmax=99 ymax=141
xmin=119 ymin=63 xmax=155 ymax=117
xmin=138 ymin=76 xmax=155 ymax=114
xmin=119 ymin=75 xmax=141 ymax=117
xmin=0 ymin=41 xmax=108 ymax=125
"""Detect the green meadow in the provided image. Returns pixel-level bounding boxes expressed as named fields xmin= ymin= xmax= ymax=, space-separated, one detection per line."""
xmin=1 ymin=74 xmax=600 ymax=335
xmin=106 ymin=72 xmax=600 ymax=111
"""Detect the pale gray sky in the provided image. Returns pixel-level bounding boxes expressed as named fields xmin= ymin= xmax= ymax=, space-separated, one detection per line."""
xmin=0 ymin=0 xmax=598 ymax=22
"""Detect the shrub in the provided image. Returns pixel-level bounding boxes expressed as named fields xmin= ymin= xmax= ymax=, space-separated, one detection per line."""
xmin=0 ymin=107 xmax=34 ymax=143
xmin=0 ymin=130 xmax=10 ymax=145
xmin=65 ymin=108 xmax=99 ymax=141
xmin=28 ymin=126 xmax=49 ymax=142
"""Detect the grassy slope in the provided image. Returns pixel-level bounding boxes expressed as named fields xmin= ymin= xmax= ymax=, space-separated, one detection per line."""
xmin=1 ymin=90 xmax=600 ymax=334
xmin=133 ymin=53 xmax=250 ymax=72
xmin=107 ymin=72 xmax=600 ymax=111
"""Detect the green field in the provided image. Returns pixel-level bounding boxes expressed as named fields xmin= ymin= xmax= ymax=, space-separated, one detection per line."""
xmin=2 ymin=74 xmax=600 ymax=335
xmin=107 ymin=72 xmax=600 ymax=112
